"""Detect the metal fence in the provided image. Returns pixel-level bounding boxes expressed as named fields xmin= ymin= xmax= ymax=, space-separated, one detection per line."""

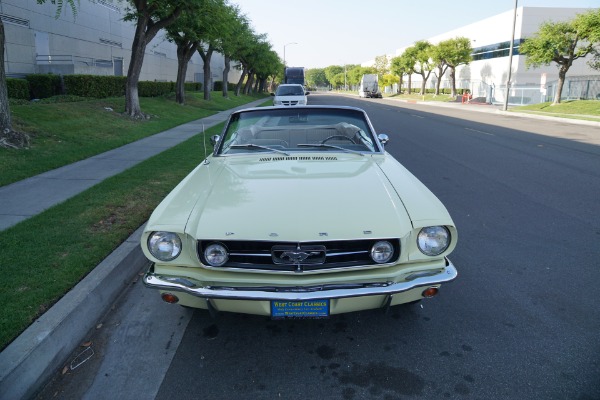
xmin=545 ymin=77 xmax=600 ymax=102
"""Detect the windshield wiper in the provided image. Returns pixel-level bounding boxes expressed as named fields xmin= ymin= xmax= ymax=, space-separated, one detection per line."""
xmin=297 ymin=143 xmax=365 ymax=156
xmin=229 ymin=144 xmax=290 ymax=156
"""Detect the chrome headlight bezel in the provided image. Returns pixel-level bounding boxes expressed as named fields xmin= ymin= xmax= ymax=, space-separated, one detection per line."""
xmin=370 ymin=240 xmax=395 ymax=264
xmin=417 ymin=226 xmax=451 ymax=256
xmin=204 ymin=242 xmax=229 ymax=267
xmin=148 ymin=231 xmax=182 ymax=261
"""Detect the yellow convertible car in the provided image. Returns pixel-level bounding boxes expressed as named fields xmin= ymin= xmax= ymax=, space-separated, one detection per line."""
xmin=142 ymin=106 xmax=458 ymax=318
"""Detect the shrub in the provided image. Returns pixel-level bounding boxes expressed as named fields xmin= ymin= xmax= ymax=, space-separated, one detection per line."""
xmin=64 ymin=75 xmax=126 ymax=98
xmin=184 ymin=82 xmax=202 ymax=92
xmin=26 ymin=74 xmax=62 ymax=99
xmin=6 ymin=78 xmax=29 ymax=100
xmin=138 ymin=81 xmax=174 ymax=97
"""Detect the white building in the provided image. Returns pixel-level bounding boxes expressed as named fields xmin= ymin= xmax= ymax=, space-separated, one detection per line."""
xmin=1 ymin=0 xmax=240 ymax=86
xmin=370 ymin=7 xmax=599 ymax=104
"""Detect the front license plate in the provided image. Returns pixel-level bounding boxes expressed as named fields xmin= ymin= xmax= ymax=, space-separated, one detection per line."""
xmin=271 ymin=300 xmax=330 ymax=319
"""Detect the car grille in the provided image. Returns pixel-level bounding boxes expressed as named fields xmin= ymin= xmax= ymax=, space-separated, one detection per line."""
xmin=197 ymin=239 xmax=400 ymax=272
xmin=281 ymin=100 xmax=299 ymax=106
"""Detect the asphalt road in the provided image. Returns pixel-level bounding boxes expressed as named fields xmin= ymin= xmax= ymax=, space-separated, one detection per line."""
xmin=38 ymin=94 xmax=600 ymax=400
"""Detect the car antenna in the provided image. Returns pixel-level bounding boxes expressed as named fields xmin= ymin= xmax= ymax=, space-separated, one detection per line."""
xmin=202 ymin=123 xmax=210 ymax=165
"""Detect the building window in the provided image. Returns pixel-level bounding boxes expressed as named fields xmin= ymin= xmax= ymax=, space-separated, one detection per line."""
xmin=471 ymin=39 xmax=525 ymax=61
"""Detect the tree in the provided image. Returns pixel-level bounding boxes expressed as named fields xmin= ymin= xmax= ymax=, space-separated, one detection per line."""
xmin=431 ymin=37 xmax=472 ymax=97
xmin=194 ymin=0 xmax=231 ymax=101
xmin=122 ymin=0 xmax=201 ymax=118
xmin=1 ymin=0 xmax=77 ymax=147
xmin=381 ymin=74 xmax=399 ymax=91
xmin=305 ymin=68 xmax=328 ymax=88
xmin=216 ymin=4 xmax=248 ymax=97
xmin=323 ymin=66 xmax=343 ymax=86
xmin=330 ymin=73 xmax=345 ymax=89
xmin=396 ymin=47 xmax=419 ymax=94
xmin=166 ymin=4 xmax=206 ymax=105
xmin=390 ymin=55 xmax=409 ymax=94
xmin=410 ymin=41 xmax=434 ymax=95
xmin=520 ymin=9 xmax=600 ymax=104
xmin=347 ymin=66 xmax=376 ymax=88
xmin=373 ymin=54 xmax=390 ymax=79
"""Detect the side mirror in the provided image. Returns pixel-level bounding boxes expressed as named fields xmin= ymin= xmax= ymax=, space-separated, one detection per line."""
xmin=210 ymin=135 xmax=220 ymax=146
xmin=270 ymin=93 xmax=275 ymax=96
xmin=378 ymin=133 xmax=389 ymax=146
xmin=305 ymin=91 xmax=310 ymax=95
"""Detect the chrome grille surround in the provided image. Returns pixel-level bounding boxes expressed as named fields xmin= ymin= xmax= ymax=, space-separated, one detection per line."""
xmin=197 ymin=239 xmax=400 ymax=273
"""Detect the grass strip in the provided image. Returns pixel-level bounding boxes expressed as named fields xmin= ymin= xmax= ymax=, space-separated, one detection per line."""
xmin=1 ymin=92 xmax=266 ymax=187
xmin=0 ymin=123 xmax=222 ymax=350
xmin=511 ymin=100 xmax=600 ymax=121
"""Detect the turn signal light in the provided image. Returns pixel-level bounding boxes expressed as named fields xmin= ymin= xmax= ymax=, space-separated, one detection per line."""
xmin=161 ymin=293 xmax=179 ymax=304
xmin=422 ymin=287 xmax=439 ymax=298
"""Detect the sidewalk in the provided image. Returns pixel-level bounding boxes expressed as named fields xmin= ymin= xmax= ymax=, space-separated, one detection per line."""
xmin=0 ymin=97 xmax=268 ymax=232
xmin=0 ymin=98 xmax=266 ymax=400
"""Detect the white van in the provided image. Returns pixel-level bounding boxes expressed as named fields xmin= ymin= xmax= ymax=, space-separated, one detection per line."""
xmin=271 ymin=84 xmax=309 ymax=106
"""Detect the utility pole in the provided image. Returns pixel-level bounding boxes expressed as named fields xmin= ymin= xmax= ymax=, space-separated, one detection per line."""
xmin=503 ymin=0 xmax=518 ymax=111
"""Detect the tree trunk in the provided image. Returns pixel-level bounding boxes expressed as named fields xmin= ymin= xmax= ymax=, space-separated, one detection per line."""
xmin=420 ymin=74 xmax=426 ymax=95
xmin=0 ymin=19 xmax=12 ymax=132
xmin=198 ymin=45 xmax=214 ymax=101
xmin=175 ymin=42 xmax=199 ymax=105
xmin=125 ymin=4 xmax=183 ymax=119
xmin=554 ymin=66 xmax=568 ymax=105
xmin=222 ymin=55 xmax=230 ymax=97
xmin=235 ymin=67 xmax=247 ymax=96
xmin=244 ymin=71 xmax=254 ymax=94
xmin=407 ymin=75 xmax=412 ymax=94
xmin=449 ymin=67 xmax=457 ymax=98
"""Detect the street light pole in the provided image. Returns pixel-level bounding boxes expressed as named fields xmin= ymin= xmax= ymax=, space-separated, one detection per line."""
xmin=503 ymin=0 xmax=518 ymax=111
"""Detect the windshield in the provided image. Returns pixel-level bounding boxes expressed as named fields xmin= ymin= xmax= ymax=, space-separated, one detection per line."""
xmin=218 ymin=107 xmax=380 ymax=156
xmin=275 ymin=85 xmax=305 ymax=96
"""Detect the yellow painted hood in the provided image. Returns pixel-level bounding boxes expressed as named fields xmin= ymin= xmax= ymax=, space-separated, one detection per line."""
xmin=169 ymin=154 xmax=445 ymax=242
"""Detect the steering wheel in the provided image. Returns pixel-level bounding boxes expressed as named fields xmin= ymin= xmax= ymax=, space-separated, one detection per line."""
xmin=321 ymin=135 xmax=357 ymax=144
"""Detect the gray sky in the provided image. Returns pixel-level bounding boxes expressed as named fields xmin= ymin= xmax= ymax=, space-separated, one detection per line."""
xmin=233 ymin=0 xmax=599 ymax=68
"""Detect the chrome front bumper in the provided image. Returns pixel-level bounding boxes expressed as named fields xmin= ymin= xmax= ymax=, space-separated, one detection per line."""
xmin=143 ymin=258 xmax=458 ymax=302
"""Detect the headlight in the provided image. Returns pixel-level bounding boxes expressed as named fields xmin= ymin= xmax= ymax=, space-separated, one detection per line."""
xmin=204 ymin=243 xmax=229 ymax=267
xmin=370 ymin=241 xmax=394 ymax=263
xmin=148 ymin=232 xmax=182 ymax=261
xmin=417 ymin=226 xmax=450 ymax=256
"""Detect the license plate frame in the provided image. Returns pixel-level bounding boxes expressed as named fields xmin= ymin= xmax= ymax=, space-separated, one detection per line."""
xmin=271 ymin=300 xmax=330 ymax=319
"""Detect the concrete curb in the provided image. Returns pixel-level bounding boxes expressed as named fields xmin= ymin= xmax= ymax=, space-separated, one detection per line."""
xmin=0 ymin=225 xmax=148 ymax=400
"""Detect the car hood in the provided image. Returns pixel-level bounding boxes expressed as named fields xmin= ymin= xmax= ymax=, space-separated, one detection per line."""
xmin=142 ymin=154 xmax=444 ymax=243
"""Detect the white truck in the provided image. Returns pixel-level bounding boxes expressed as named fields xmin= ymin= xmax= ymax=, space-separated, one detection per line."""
xmin=358 ymin=74 xmax=382 ymax=98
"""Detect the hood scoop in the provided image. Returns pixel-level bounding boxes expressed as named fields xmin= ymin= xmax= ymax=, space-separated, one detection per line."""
xmin=259 ymin=156 xmax=338 ymax=162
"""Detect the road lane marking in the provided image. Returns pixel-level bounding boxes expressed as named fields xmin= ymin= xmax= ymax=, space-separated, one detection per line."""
xmin=465 ymin=127 xmax=494 ymax=136
xmin=411 ymin=114 xmax=425 ymax=119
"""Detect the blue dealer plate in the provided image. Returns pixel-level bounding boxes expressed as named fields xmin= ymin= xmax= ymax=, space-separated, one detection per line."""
xmin=271 ymin=300 xmax=330 ymax=319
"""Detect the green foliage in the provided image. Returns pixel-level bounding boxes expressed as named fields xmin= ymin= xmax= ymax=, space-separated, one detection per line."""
xmin=26 ymin=74 xmax=62 ymax=99
xmin=63 ymin=75 xmax=126 ymax=98
xmin=324 ymin=66 xmax=344 ymax=84
xmin=520 ymin=9 xmax=600 ymax=69
xmin=432 ymin=37 xmax=472 ymax=68
xmin=347 ymin=66 xmax=376 ymax=86
xmin=137 ymin=81 xmax=175 ymax=97
xmin=374 ymin=55 xmax=390 ymax=77
xmin=305 ymin=68 xmax=329 ymax=87
xmin=185 ymin=82 xmax=203 ymax=91
xmin=213 ymin=81 xmax=234 ymax=91
xmin=6 ymin=78 xmax=29 ymax=100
